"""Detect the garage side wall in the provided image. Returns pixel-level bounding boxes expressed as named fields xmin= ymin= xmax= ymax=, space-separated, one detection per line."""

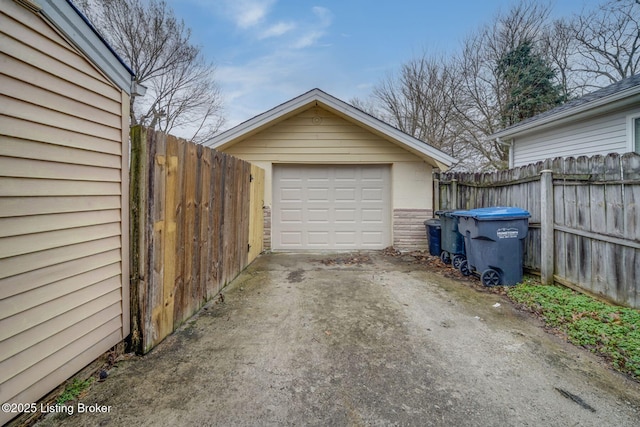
xmin=223 ymin=107 xmax=433 ymax=250
xmin=0 ymin=3 xmax=129 ymax=424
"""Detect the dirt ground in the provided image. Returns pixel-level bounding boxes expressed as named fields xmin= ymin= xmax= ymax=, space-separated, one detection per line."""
xmin=36 ymin=252 xmax=640 ymax=426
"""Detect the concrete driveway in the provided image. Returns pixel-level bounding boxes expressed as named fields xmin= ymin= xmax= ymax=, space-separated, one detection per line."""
xmin=39 ymin=252 xmax=640 ymax=426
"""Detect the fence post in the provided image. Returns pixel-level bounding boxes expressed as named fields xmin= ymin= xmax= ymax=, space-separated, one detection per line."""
xmin=451 ymin=178 xmax=458 ymax=210
xmin=540 ymin=170 xmax=554 ymax=285
xmin=128 ymin=125 xmax=147 ymax=354
xmin=433 ymin=170 xmax=440 ymax=215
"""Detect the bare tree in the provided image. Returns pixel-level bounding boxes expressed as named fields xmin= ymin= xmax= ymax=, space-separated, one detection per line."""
xmin=451 ymin=0 xmax=553 ymax=170
xmin=540 ymin=19 xmax=585 ymax=98
xmin=76 ymin=0 xmax=224 ymax=142
xmin=568 ymin=0 xmax=640 ymax=87
xmin=355 ymin=55 xmax=464 ymax=162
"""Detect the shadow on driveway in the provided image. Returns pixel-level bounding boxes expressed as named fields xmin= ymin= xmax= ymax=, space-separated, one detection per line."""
xmin=38 ymin=252 xmax=640 ymax=426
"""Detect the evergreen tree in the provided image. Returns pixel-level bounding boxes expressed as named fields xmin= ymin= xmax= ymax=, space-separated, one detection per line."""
xmin=497 ymin=40 xmax=566 ymax=127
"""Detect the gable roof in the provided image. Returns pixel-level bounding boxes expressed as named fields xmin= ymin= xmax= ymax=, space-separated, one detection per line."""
xmin=491 ymin=74 xmax=640 ymax=140
xmin=32 ymin=0 xmax=135 ymax=94
xmin=203 ymin=88 xmax=456 ymax=170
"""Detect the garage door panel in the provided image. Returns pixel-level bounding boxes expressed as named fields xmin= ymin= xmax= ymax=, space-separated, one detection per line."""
xmin=308 ymin=231 xmax=330 ymax=245
xmin=335 ymin=188 xmax=356 ymax=201
xmin=362 ymin=231 xmax=384 ymax=245
xmin=308 ymin=208 xmax=329 ymax=223
xmin=307 ymin=168 xmax=330 ymax=179
xmin=307 ymin=188 xmax=329 ymax=201
xmin=362 ymin=208 xmax=383 ymax=223
xmin=281 ymin=231 xmax=303 ymax=246
xmin=273 ymin=165 xmax=390 ymax=250
xmin=335 ymin=168 xmax=357 ymax=180
xmin=335 ymin=231 xmax=356 ymax=245
xmin=281 ymin=209 xmax=302 ymax=223
xmin=280 ymin=188 xmax=302 ymax=201
xmin=335 ymin=208 xmax=356 ymax=223
xmin=362 ymin=188 xmax=384 ymax=201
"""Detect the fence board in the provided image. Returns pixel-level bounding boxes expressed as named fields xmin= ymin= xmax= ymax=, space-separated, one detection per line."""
xmin=249 ymin=165 xmax=265 ymax=262
xmin=624 ymin=183 xmax=640 ymax=241
xmin=130 ymin=127 xmax=264 ymax=353
xmin=199 ymin=148 xmax=212 ymax=300
xmin=577 ymin=235 xmax=592 ymax=287
xmin=591 ymin=239 xmax=608 ymax=297
xmin=438 ymin=152 xmax=639 ymax=308
xmin=160 ymin=135 xmax=178 ymax=348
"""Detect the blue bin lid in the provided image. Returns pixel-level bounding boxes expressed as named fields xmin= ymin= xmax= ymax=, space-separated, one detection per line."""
xmin=452 ymin=206 xmax=530 ymax=220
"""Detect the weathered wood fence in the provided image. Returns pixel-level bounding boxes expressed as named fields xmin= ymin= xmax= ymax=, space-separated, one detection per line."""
xmin=437 ymin=152 xmax=640 ymax=309
xmin=130 ymin=127 xmax=265 ymax=353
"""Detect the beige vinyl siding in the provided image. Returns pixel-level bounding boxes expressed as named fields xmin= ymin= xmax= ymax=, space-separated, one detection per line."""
xmin=513 ymin=107 xmax=635 ymax=167
xmin=0 ymin=1 xmax=129 ymax=420
xmin=225 ymin=107 xmax=433 ymax=209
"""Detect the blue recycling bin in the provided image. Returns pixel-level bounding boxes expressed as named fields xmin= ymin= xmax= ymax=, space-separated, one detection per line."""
xmin=452 ymin=207 xmax=530 ymax=286
xmin=424 ymin=218 xmax=441 ymax=257
xmin=435 ymin=210 xmax=466 ymax=269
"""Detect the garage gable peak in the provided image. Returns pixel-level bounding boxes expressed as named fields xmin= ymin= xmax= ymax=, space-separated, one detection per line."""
xmin=203 ymin=88 xmax=456 ymax=169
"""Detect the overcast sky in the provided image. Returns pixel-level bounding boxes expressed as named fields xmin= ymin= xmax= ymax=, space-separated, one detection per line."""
xmin=171 ymin=0 xmax=602 ymax=132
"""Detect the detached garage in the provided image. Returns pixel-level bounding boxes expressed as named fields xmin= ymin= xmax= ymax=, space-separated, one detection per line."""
xmin=204 ymin=89 xmax=455 ymax=251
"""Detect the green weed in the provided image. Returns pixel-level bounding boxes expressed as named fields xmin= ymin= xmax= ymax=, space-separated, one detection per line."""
xmin=507 ymin=278 xmax=640 ymax=379
xmin=56 ymin=378 xmax=94 ymax=404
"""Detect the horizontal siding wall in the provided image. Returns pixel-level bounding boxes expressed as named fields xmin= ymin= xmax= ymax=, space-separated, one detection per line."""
xmin=0 ymin=2 xmax=127 ymax=424
xmin=225 ymin=107 xmax=419 ymax=161
xmin=513 ymin=108 xmax=636 ymax=167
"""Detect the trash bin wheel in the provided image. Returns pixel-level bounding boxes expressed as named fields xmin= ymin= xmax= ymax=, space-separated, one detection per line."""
xmin=440 ymin=251 xmax=451 ymax=265
xmin=459 ymin=260 xmax=471 ymax=276
xmin=481 ymin=269 xmax=501 ymax=287
xmin=452 ymin=255 xmax=465 ymax=270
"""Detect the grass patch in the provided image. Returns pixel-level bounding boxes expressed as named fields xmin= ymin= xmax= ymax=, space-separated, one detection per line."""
xmin=56 ymin=378 xmax=94 ymax=405
xmin=507 ymin=277 xmax=640 ymax=380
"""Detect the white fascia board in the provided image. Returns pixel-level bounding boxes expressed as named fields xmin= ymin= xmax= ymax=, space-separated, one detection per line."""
xmin=492 ymin=90 xmax=640 ymax=140
xmin=205 ymin=89 xmax=456 ymax=168
xmin=35 ymin=0 xmax=134 ymax=94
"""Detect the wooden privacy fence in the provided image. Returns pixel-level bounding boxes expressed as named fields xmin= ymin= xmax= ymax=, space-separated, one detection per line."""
xmin=130 ymin=127 xmax=265 ymax=353
xmin=437 ymin=152 xmax=640 ymax=309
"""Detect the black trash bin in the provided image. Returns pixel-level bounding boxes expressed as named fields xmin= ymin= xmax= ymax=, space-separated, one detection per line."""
xmin=452 ymin=207 xmax=530 ymax=286
xmin=435 ymin=210 xmax=466 ymax=269
xmin=424 ymin=218 xmax=441 ymax=257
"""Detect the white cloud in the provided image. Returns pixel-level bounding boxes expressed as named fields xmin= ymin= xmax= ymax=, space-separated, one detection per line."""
xmin=215 ymin=47 xmax=335 ymax=128
xmin=291 ymin=31 xmax=325 ymax=49
xmin=312 ymin=6 xmax=332 ymax=27
xmin=219 ymin=0 xmax=275 ymax=29
xmin=184 ymin=3 xmax=340 ymax=129
xmin=290 ymin=6 xmax=333 ymax=49
xmin=259 ymin=21 xmax=297 ymax=39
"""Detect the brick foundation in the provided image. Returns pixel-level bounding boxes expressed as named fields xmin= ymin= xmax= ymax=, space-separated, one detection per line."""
xmin=263 ymin=206 xmax=271 ymax=251
xmin=393 ymin=209 xmax=432 ymax=251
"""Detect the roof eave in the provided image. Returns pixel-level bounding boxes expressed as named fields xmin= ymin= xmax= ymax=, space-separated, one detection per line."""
xmin=205 ymin=89 xmax=456 ymax=168
xmin=491 ymin=88 xmax=640 ymax=140
xmin=35 ymin=0 xmax=134 ymax=94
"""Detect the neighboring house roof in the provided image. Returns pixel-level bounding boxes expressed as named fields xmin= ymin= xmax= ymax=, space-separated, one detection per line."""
xmin=491 ymin=74 xmax=640 ymax=140
xmin=33 ymin=0 xmax=135 ymax=94
xmin=203 ymin=88 xmax=457 ymax=170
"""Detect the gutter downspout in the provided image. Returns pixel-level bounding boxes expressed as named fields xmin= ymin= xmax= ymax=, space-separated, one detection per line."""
xmin=496 ymin=137 xmax=514 ymax=169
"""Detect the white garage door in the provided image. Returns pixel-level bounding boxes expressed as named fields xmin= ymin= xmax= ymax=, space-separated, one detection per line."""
xmin=272 ymin=164 xmax=391 ymax=250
